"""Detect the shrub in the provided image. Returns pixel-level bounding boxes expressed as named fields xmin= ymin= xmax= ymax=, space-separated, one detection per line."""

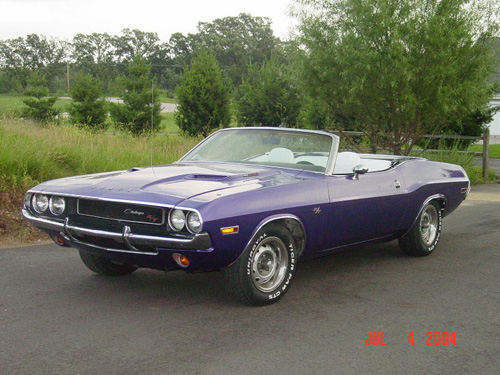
xmin=110 ymin=57 xmax=161 ymax=135
xmin=236 ymin=56 xmax=300 ymax=127
xmin=68 ymin=74 xmax=107 ymax=130
xmin=175 ymin=50 xmax=231 ymax=136
xmin=22 ymin=84 xmax=59 ymax=123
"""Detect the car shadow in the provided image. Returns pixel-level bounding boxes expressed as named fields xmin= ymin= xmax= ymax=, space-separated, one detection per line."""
xmin=61 ymin=240 xmax=408 ymax=308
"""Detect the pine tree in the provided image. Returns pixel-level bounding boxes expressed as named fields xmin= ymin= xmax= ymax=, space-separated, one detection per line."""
xmin=68 ymin=73 xmax=107 ymax=130
xmin=110 ymin=57 xmax=161 ymax=135
xmin=175 ymin=51 xmax=231 ymax=136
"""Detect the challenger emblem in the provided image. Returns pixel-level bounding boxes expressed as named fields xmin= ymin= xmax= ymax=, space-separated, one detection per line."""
xmin=313 ymin=207 xmax=321 ymax=214
xmin=124 ymin=209 xmax=145 ymax=216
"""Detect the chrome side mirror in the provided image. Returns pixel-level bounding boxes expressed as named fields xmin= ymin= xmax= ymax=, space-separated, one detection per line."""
xmin=353 ymin=164 xmax=369 ymax=179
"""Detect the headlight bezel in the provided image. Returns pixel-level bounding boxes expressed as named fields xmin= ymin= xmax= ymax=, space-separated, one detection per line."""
xmin=32 ymin=193 xmax=49 ymax=214
xmin=49 ymin=196 xmax=66 ymax=216
xmin=169 ymin=209 xmax=186 ymax=232
xmin=186 ymin=211 xmax=202 ymax=234
xmin=169 ymin=209 xmax=203 ymax=234
xmin=23 ymin=193 xmax=32 ymax=210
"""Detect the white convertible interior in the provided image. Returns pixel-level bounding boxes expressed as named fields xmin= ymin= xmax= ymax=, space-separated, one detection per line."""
xmin=267 ymin=147 xmax=295 ymax=164
xmin=333 ymin=152 xmax=393 ymax=174
xmin=333 ymin=152 xmax=360 ymax=174
xmin=248 ymin=148 xmax=393 ymax=174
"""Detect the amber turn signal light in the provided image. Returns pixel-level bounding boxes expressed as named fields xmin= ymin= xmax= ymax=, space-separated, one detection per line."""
xmin=172 ymin=253 xmax=190 ymax=268
xmin=220 ymin=226 xmax=239 ymax=235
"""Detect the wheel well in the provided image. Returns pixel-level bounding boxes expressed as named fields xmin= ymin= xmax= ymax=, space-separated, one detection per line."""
xmin=272 ymin=218 xmax=306 ymax=257
xmin=433 ymin=197 xmax=447 ymax=211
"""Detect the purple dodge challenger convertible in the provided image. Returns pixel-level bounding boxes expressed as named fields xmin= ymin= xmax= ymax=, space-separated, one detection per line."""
xmin=23 ymin=127 xmax=470 ymax=305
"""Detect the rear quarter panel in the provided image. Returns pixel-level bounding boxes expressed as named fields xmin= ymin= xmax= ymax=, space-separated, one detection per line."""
xmin=397 ymin=159 xmax=469 ymax=232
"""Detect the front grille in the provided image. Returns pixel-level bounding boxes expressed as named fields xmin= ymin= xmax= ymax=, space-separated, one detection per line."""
xmin=77 ymin=199 xmax=165 ymax=225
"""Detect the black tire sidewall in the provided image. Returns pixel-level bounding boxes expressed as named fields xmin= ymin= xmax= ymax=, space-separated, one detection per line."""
xmin=417 ymin=202 xmax=442 ymax=253
xmin=399 ymin=201 xmax=443 ymax=256
xmin=241 ymin=224 xmax=297 ymax=304
xmin=79 ymin=250 xmax=137 ymax=276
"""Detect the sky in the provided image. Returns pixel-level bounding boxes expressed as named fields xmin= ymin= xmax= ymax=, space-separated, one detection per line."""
xmin=0 ymin=0 xmax=297 ymax=41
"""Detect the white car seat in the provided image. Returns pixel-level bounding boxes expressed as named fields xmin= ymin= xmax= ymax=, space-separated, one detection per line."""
xmin=268 ymin=148 xmax=295 ymax=164
xmin=333 ymin=152 xmax=362 ymax=174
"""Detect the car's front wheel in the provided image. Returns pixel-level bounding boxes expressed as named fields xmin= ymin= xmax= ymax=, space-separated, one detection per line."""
xmin=223 ymin=223 xmax=297 ymax=305
xmin=79 ymin=250 xmax=138 ymax=276
xmin=398 ymin=201 xmax=442 ymax=257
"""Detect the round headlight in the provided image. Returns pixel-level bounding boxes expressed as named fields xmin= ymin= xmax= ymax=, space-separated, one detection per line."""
xmin=32 ymin=194 xmax=49 ymax=214
xmin=169 ymin=209 xmax=186 ymax=231
xmin=186 ymin=211 xmax=202 ymax=234
xmin=23 ymin=193 xmax=32 ymax=209
xmin=49 ymin=196 xmax=66 ymax=215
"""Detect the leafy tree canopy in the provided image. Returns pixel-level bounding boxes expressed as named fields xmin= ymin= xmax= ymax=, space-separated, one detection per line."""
xmin=295 ymin=0 xmax=500 ymax=154
xmin=170 ymin=13 xmax=281 ymax=86
xmin=237 ymin=56 xmax=301 ymax=127
xmin=0 ymin=34 xmax=66 ymax=91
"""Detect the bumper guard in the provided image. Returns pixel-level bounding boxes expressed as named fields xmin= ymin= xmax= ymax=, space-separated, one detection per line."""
xmin=22 ymin=209 xmax=213 ymax=255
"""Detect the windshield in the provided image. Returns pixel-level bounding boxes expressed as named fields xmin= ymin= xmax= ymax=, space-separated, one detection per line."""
xmin=180 ymin=128 xmax=334 ymax=173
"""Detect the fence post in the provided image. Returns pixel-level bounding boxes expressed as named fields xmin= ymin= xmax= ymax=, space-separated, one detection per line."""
xmin=482 ymin=127 xmax=490 ymax=180
xmin=66 ymin=63 xmax=70 ymax=92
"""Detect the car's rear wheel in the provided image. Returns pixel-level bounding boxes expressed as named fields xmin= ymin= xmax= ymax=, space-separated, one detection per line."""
xmin=79 ymin=250 xmax=138 ymax=276
xmin=398 ymin=201 xmax=442 ymax=257
xmin=223 ymin=223 xmax=297 ymax=305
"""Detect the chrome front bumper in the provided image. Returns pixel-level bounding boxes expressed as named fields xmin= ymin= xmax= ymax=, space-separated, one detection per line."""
xmin=22 ymin=209 xmax=213 ymax=255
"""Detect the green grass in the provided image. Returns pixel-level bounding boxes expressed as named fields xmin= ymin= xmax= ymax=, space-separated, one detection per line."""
xmin=0 ymin=94 xmax=180 ymax=133
xmin=469 ymin=143 xmax=500 ymax=158
xmin=0 ymin=95 xmax=24 ymax=116
xmin=161 ymin=112 xmax=179 ymax=133
xmin=0 ymin=118 xmax=199 ymax=191
xmin=0 ymin=94 xmax=72 ymax=117
xmin=158 ymin=93 xmax=178 ymax=104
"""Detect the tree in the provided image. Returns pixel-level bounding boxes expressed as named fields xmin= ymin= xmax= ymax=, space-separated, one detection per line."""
xmin=21 ymin=74 xmax=59 ymax=123
xmin=169 ymin=14 xmax=281 ymax=87
xmin=236 ymin=56 xmax=301 ymax=127
xmin=0 ymin=34 xmax=66 ymax=92
xmin=109 ymin=57 xmax=161 ymax=135
xmin=112 ymin=29 xmax=163 ymax=62
xmin=175 ymin=51 xmax=231 ymax=136
xmin=68 ymin=73 xmax=107 ymax=130
xmin=296 ymin=0 xmax=500 ymax=154
xmin=197 ymin=13 xmax=280 ymax=86
xmin=71 ymin=33 xmax=117 ymax=91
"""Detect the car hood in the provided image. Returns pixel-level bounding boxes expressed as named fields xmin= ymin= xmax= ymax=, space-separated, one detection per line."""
xmin=31 ymin=162 xmax=306 ymax=206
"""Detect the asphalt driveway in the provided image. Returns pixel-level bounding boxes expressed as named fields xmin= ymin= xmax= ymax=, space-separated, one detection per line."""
xmin=1 ymin=184 xmax=498 ymax=375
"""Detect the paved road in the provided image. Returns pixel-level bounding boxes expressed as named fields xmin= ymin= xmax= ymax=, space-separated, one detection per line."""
xmin=1 ymin=185 xmax=499 ymax=375
xmin=105 ymin=97 xmax=177 ymax=113
xmin=60 ymin=97 xmax=178 ymax=113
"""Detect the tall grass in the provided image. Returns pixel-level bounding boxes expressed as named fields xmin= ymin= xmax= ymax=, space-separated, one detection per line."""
xmin=0 ymin=118 xmax=199 ymax=191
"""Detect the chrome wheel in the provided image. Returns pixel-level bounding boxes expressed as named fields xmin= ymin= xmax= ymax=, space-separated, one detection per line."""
xmin=399 ymin=201 xmax=442 ymax=257
xmin=251 ymin=236 xmax=289 ymax=293
xmin=420 ymin=204 xmax=439 ymax=246
xmin=224 ymin=223 xmax=297 ymax=305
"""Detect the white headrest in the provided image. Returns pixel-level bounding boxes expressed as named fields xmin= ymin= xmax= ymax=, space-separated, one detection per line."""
xmin=268 ymin=148 xmax=295 ymax=164
xmin=333 ymin=152 xmax=361 ymax=174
